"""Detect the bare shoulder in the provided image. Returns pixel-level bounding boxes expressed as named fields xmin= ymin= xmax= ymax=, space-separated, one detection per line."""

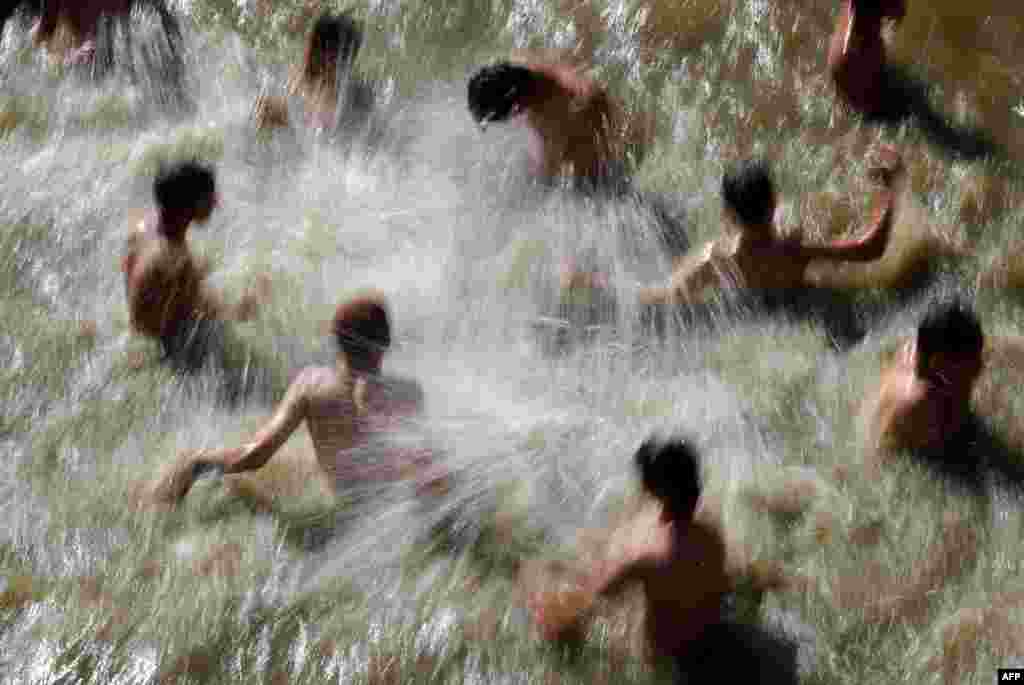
xmin=294 ymin=365 xmax=343 ymax=393
xmin=668 ymin=240 xmax=720 ymax=297
xmin=869 ymin=343 xmax=927 ymax=448
xmin=123 ymin=209 xmax=152 ymax=253
xmin=512 ymin=52 xmax=599 ymax=99
xmin=669 ymin=241 xmax=712 ymax=278
xmin=684 ymin=518 xmax=728 ymax=562
xmin=126 ymin=207 xmax=149 ymax=235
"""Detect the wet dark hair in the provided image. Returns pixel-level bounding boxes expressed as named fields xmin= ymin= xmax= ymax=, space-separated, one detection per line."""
xmin=153 ymin=161 xmax=216 ymax=213
xmin=304 ymin=12 xmax=362 ymax=80
xmin=851 ymin=0 xmax=907 ymax=20
xmin=722 ymin=159 xmax=776 ymax=228
xmin=333 ymin=293 xmax=391 ymax=364
xmin=634 ymin=436 xmax=702 ymax=517
xmin=916 ymin=299 xmax=984 ymax=376
xmin=467 ymin=62 xmax=538 ymax=125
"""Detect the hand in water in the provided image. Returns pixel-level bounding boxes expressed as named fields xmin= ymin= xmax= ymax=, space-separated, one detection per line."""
xmin=521 ymin=561 xmax=591 ymax=642
xmin=143 ymin=450 xmax=219 ymax=507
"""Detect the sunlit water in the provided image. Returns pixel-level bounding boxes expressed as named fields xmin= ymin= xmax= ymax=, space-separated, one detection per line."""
xmin=0 ymin=3 xmax=1011 ymax=682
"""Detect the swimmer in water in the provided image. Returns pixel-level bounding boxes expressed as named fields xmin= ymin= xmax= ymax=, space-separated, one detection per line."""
xmin=640 ymin=148 xmax=901 ymax=307
xmin=253 ymin=11 xmax=373 ymax=135
xmin=827 ymin=0 xmax=907 ymax=117
xmin=526 ymin=437 xmax=731 ymax=663
xmin=864 ymin=299 xmax=984 ymax=465
xmin=467 ymin=56 xmax=653 ymax=190
xmin=145 ymin=293 xmax=446 ymax=505
xmin=1 ymin=1 xmax=32 ymax=37
xmin=30 ymin=0 xmax=181 ymax=68
xmin=121 ymin=161 xmax=266 ymax=366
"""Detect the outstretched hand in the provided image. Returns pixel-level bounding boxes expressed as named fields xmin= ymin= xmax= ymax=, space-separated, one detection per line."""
xmin=520 ymin=560 xmax=593 ymax=642
xmin=139 ymin=450 xmax=219 ymax=508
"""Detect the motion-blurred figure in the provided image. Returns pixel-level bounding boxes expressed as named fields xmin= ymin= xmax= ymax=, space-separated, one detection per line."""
xmin=253 ymin=11 xmax=374 ymax=136
xmin=827 ymin=0 xmax=998 ymax=159
xmin=522 ymin=436 xmax=797 ymax=680
xmin=145 ymin=293 xmax=446 ymax=506
xmin=865 ymin=300 xmax=984 ymax=463
xmin=29 ymin=0 xmax=182 ymax=71
xmin=827 ymin=0 xmax=906 ymax=117
xmin=641 ymin=149 xmax=900 ymax=306
xmin=467 ymin=55 xmax=653 ymax=191
xmin=0 ymin=0 xmax=37 ymax=37
xmin=525 ymin=437 xmax=729 ymax=655
xmin=121 ymin=161 xmax=266 ymax=369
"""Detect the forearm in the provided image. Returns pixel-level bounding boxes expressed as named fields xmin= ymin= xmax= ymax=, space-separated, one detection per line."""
xmin=202 ymin=444 xmax=274 ymax=475
xmin=799 ymin=192 xmax=894 ymax=262
xmin=638 ymin=285 xmax=672 ymax=307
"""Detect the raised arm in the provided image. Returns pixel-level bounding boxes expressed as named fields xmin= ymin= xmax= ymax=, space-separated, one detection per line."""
xmin=789 ymin=186 xmax=895 ymax=263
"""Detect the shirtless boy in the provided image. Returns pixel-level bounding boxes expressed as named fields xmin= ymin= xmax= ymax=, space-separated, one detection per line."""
xmin=640 ymin=150 xmax=901 ymax=307
xmin=527 ymin=437 xmax=731 ymax=664
xmin=30 ymin=0 xmax=180 ymax=67
xmin=253 ymin=12 xmax=372 ymax=134
xmin=864 ymin=300 xmax=984 ymax=465
xmin=122 ymin=161 xmax=264 ymax=367
xmin=146 ymin=293 xmax=444 ymax=505
xmin=827 ymin=0 xmax=907 ymax=117
xmin=467 ymin=57 xmax=652 ymax=189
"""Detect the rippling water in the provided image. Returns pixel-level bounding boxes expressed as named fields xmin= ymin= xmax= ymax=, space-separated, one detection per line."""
xmin=2 ymin=1 xmax=1023 ymax=682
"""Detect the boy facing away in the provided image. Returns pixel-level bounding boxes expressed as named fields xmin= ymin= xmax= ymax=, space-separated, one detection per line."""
xmin=121 ymin=161 xmax=266 ymax=368
xmin=145 ymin=293 xmax=446 ymax=506
xmin=527 ymin=437 xmax=731 ymax=661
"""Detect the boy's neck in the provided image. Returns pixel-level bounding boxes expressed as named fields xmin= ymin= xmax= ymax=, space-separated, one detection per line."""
xmin=659 ymin=505 xmax=695 ymax=525
xmin=735 ymin=223 xmax=776 ymax=250
xmin=337 ymin=355 xmax=382 ymax=378
xmin=156 ymin=209 xmax=192 ymax=244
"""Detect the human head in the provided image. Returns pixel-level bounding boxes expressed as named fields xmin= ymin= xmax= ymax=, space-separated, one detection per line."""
xmin=333 ymin=292 xmax=391 ymax=373
xmin=305 ymin=12 xmax=362 ymax=79
xmin=153 ymin=160 xmax=218 ymax=232
xmin=467 ymin=62 xmax=538 ymax=127
xmin=915 ymin=299 xmax=984 ymax=387
xmin=850 ymin=0 xmax=907 ymax=21
xmin=722 ymin=159 xmax=776 ymax=234
xmin=634 ymin=436 xmax=702 ymax=519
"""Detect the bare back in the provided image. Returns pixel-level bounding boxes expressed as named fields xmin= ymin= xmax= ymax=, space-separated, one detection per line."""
xmin=272 ymin=366 xmax=427 ymax=488
xmin=666 ymin=235 xmax=811 ymax=303
xmin=514 ymin=60 xmax=630 ymax=182
xmin=640 ymin=519 xmax=730 ymax=656
xmin=122 ymin=220 xmax=206 ymax=340
xmin=599 ymin=510 xmax=730 ymax=658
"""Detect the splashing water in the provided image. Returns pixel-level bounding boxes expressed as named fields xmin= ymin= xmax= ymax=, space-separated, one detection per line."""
xmin=5 ymin=1 xmax=1018 ymax=682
